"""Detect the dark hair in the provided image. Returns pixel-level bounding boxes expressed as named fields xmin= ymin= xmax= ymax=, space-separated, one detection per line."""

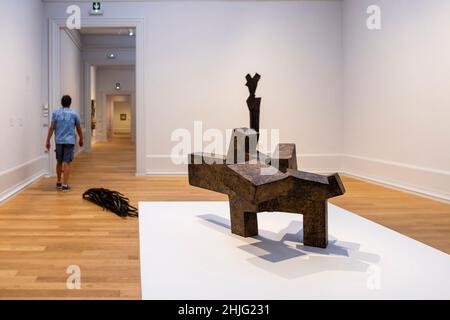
xmin=61 ymin=95 xmax=72 ymax=108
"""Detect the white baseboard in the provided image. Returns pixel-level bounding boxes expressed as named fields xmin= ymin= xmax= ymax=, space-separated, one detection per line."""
xmin=146 ymin=155 xmax=188 ymax=175
xmin=341 ymin=154 xmax=450 ymax=202
xmin=145 ymin=153 xmax=450 ymax=202
xmin=298 ymin=154 xmax=341 ymax=173
xmin=2 ymin=152 xmax=447 ymax=203
xmin=0 ymin=156 xmax=48 ymax=203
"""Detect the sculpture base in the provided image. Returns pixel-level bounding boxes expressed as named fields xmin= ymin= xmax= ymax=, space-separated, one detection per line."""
xmin=139 ymin=201 xmax=450 ymax=300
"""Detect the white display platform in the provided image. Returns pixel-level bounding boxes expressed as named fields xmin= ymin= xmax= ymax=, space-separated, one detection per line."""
xmin=139 ymin=201 xmax=450 ymax=300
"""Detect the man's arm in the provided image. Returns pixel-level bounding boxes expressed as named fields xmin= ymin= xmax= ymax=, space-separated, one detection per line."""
xmin=46 ymin=123 xmax=55 ymax=151
xmin=76 ymin=123 xmax=84 ymax=148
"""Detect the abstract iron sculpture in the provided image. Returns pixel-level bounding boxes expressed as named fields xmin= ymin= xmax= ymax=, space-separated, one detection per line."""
xmin=246 ymin=73 xmax=262 ymax=140
xmin=188 ymin=74 xmax=345 ymax=248
xmin=83 ymin=188 xmax=138 ymax=218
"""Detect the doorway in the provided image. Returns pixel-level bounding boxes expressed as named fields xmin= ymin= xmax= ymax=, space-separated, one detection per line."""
xmin=88 ymin=64 xmax=136 ymax=146
xmin=106 ymin=94 xmax=135 ymax=141
xmin=48 ymin=18 xmax=145 ymax=176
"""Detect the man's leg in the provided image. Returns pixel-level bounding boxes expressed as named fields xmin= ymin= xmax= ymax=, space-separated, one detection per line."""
xmin=62 ymin=162 xmax=71 ymax=186
xmin=61 ymin=144 xmax=75 ymax=190
xmin=55 ymin=144 xmax=63 ymax=188
xmin=56 ymin=161 xmax=63 ymax=183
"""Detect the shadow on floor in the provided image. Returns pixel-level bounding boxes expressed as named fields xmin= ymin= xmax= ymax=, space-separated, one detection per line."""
xmin=198 ymin=214 xmax=381 ymax=280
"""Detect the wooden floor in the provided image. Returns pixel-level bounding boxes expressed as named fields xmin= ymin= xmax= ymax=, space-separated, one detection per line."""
xmin=0 ymin=138 xmax=449 ymax=299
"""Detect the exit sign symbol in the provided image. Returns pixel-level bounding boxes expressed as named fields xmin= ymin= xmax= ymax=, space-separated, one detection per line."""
xmin=90 ymin=1 xmax=103 ymax=15
xmin=93 ymin=2 xmax=101 ymax=12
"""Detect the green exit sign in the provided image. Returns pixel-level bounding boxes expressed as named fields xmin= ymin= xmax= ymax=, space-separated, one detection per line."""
xmin=92 ymin=2 xmax=101 ymax=12
xmin=90 ymin=2 xmax=103 ymax=15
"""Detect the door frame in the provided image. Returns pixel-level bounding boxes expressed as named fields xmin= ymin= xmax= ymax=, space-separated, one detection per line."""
xmin=48 ymin=17 xmax=146 ymax=176
xmin=84 ymin=65 xmax=136 ymax=146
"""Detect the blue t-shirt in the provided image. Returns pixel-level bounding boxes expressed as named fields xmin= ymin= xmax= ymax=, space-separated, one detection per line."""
xmin=51 ymin=107 xmax=81 ymax=145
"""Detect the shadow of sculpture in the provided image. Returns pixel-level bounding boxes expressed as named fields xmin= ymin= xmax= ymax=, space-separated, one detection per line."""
xmin=198 ymin=213 xmax=381 ymax=280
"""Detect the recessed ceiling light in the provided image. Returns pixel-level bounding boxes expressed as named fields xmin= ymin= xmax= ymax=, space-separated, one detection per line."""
xmin=115 ymin=83 xmax=121 ymax=91
xmin=107 ymin=53 xmax=116 ymax=59
xmin=129 ymin=29 xmax=135 ymax=36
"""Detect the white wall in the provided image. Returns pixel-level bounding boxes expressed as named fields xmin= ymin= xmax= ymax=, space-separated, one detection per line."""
xmin=95 ymin=67 xmax=135 ymax=141
xmin=343 ymin=0 xmax=450 ymax=200
xmin=43 ymin=0 xmax=344 ymax=175
xmin=0 ymin=0 xmax=46 ymax=201
xmin=60 ymin=29 xmax=83 ymax=156
xmin=60 ymin=30 xmax=82 ymax=117
xmin=145 ymin=1 xmax=343 ymax=174
xmin=90 ymin=66 xmax=96 ymax=100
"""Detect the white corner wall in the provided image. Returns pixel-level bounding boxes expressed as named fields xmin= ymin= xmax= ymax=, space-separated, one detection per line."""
xmin=0 ymin=0 xmax=46 ymax=202
xmin=343 ymin=0 xmax=450 ymax=201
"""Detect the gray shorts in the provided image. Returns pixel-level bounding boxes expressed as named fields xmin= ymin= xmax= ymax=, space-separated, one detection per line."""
xmin=55 ymin=144 xmax=75 ymax=163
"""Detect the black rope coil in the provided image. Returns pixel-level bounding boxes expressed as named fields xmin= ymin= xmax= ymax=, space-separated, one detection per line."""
xmin=83 ymin=188 xmax=138 ymax=218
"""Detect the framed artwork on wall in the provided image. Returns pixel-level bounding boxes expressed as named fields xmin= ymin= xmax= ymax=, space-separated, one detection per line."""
xmin=91 ymin=100 xmax=96 ymax=130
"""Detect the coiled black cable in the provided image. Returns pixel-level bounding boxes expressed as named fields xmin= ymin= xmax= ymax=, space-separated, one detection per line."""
xmin=83 ymin=188 xmax=138 ymax=218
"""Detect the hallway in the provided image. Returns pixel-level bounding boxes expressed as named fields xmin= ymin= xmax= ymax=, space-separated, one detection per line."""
xmin=0 ymin=138 xmax=449 ymax=299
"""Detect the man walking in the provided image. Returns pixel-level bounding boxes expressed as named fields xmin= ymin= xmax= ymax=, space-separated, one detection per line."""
xmin=45 ymin=95 xmax=83 ymax=192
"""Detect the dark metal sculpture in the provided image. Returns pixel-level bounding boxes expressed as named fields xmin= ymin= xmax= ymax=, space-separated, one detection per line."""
xmin=188 ymin=74 xmax=345 ymax=248
xmin=246 ymin=73 xmax=262 ymax=140
xmin=83 ymin=188 xmax=138 ymax=218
